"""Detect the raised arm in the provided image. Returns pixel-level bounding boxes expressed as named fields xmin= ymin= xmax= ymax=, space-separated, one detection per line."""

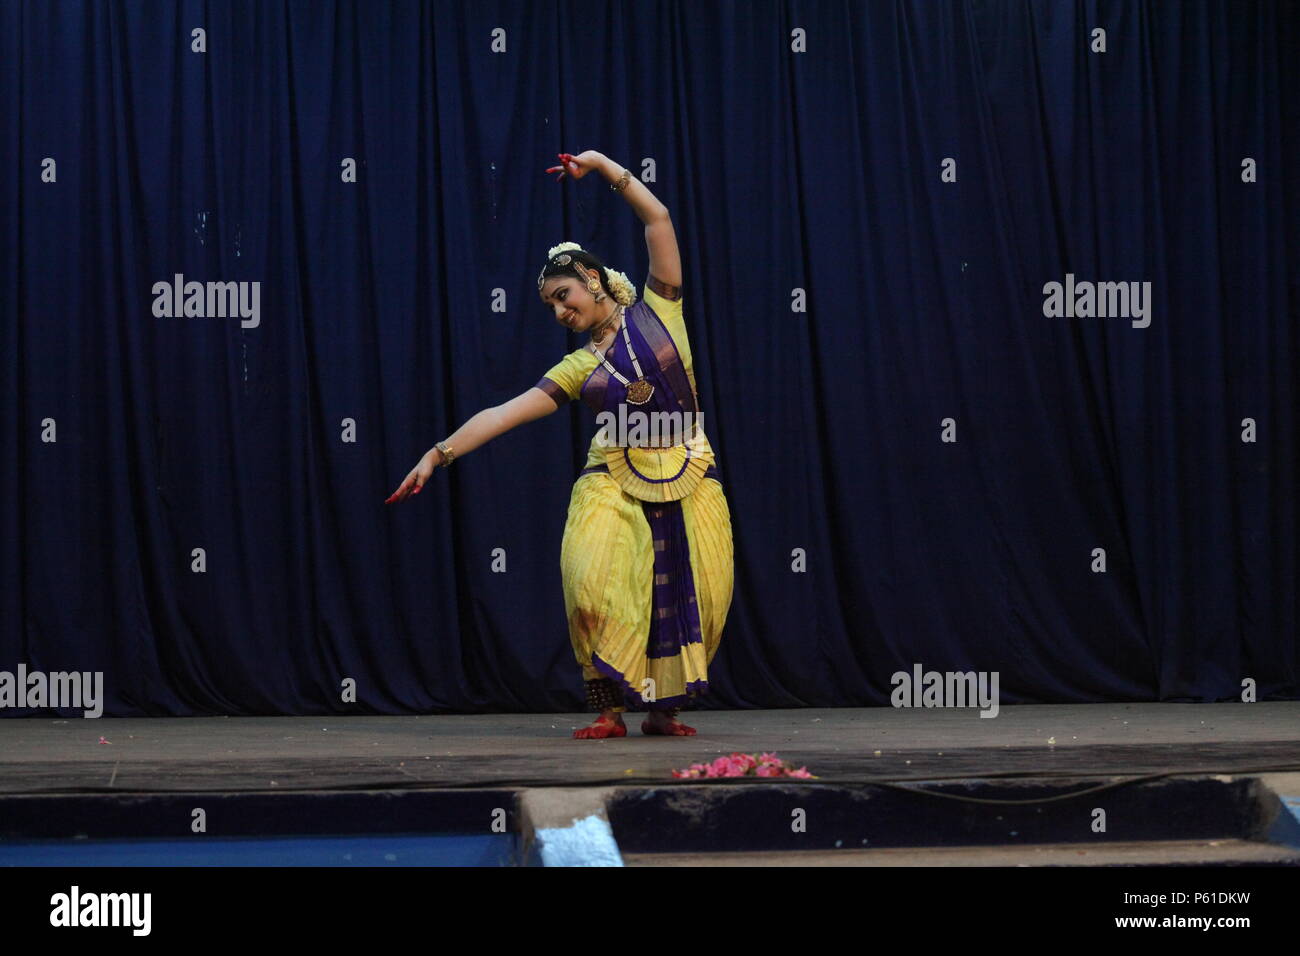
xmin=644 ymin=217 xmax=682 ymax=298
xmin=385 ymin=387 xmax=559 ymax=503
xmin=597 ymin=155 xmax=681 ymax=292
xmin=550 ymin=150 xmax=682 ymax=293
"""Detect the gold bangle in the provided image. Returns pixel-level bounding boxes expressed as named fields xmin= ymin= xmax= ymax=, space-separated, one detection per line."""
xmin=610 ymin=168 xmax=631 ymax=192
xmin=435 ymin=440 xmax=455 ymax=467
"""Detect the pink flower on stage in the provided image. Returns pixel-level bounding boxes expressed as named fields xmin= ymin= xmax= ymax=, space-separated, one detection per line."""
xmin=671 ymin=751 xmax=818 ymax=779
xmin=724 ymin=756 xmax=750 ymax=775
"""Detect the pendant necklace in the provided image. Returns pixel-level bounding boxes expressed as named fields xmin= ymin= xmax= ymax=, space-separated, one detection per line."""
xmin=589 ymin=304 xmax=655 ymax=404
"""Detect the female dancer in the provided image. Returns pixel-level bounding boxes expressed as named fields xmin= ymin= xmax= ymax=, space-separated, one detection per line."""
xmin=386 ymin=150 xmax=733 ymax=739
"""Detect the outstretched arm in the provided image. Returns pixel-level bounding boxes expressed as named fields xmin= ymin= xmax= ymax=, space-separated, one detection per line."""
xmin=385 ymin=387 xmax=559 ymax=503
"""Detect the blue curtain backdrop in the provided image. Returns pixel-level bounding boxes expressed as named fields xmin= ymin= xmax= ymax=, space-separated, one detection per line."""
xmin=1 ymin=1 xmax=1296 ymax=716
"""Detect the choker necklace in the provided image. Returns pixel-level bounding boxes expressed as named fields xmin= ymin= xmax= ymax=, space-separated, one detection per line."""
xmin=588 ymin=303 xmax=623 ymax=350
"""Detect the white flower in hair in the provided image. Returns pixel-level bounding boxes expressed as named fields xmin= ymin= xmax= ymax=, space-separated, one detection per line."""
xmin=604 ymin=268 xmax=638 ymax=307
xmin=547 ymin=241 xmax=584 ymax=259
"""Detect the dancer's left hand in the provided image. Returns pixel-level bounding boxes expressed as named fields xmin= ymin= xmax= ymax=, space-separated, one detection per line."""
xmin=545 ymin=150 xmax=604 ymax=181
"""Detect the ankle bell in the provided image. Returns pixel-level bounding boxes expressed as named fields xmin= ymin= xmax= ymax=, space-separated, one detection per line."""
xmin=584 ymin=677 xmax=625 ymax=713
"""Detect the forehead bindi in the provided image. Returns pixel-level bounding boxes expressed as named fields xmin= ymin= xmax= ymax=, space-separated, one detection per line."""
xmin=540 ymin=281 xmax=572 ymax=302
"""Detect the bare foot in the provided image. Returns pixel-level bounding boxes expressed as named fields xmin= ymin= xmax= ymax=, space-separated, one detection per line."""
xmin=641 ymin=712 xmax=697 ymax=736
xmin=573 ymin=712 xmax=627 ymax=739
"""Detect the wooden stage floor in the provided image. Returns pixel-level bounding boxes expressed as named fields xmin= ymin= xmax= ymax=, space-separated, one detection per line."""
xmin=1 ymin=702 xmax=1296 ymax=794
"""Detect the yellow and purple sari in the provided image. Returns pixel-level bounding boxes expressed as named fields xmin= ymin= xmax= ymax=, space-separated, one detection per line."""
xmin=533 ymin=279 xmax=734 ymax=711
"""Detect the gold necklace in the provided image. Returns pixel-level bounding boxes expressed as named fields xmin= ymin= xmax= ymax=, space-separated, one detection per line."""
xmin=588 ymin=303 xmax=624 ymax=353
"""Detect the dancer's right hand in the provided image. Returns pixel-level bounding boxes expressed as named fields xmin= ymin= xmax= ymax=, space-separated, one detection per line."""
xmin=385 ymin=447 xmax=442 ymax=504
